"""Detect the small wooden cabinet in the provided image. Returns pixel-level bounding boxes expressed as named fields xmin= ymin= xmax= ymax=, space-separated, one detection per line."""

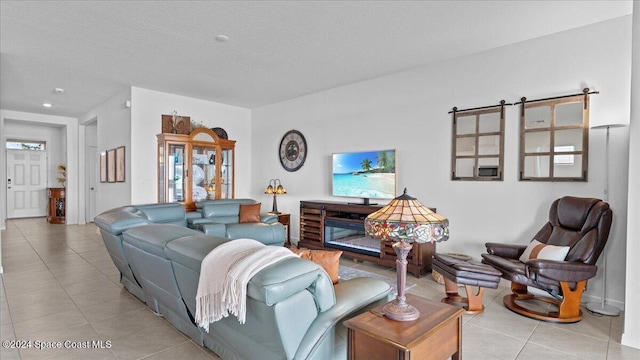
xmin=299 ymin=200 xmax=435 ymax=277
xmin=158 ymin=128 xmax=235 ymax=211
xmin=47 ymin=187 xmax=65 ymax=224
xmin=344 ymin=294 xmax=463 ymax=360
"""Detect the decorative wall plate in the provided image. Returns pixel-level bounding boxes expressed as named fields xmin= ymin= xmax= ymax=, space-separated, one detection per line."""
xmin=212 ymin=127 xmax=228 ymax=139
xmin=279 ymin=130 xmax=307 ymax=172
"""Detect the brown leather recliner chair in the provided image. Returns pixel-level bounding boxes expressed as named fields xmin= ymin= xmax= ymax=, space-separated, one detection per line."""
xmin=481 ymin=196 xmax=612 ymax=323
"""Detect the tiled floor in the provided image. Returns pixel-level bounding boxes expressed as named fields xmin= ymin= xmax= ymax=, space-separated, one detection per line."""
xmin=1 ymin=219 xmax=639 ymax=360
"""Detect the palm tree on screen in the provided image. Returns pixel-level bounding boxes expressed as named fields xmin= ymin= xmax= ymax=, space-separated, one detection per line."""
xmin=361 ymin=158 xmax=372 ymax=172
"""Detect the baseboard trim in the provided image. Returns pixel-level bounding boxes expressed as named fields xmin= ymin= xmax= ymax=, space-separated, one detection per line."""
xmin=622 ymin=333 xmax=640 ymax=350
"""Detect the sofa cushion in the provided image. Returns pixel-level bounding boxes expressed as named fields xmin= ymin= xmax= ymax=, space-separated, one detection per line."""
xmin=136 ymin=203 xmax=188 ymax=226
xmin=260 ymin=213 xmax=278 ymax=224
xmin=239 ymin=203 xmax=261 ymax=223
xmin=94 ymin=206 xmax=149 ymax=235
xmin=202 ymin=203 xmax=240 ymax=224
xmin=226 ymin=223 xmax=285 ymax=246
xmin=123 ymin=224 xmax=198 ymax=257
xmin=165 ymin=234 xmax=229 ymax=273
xmin=195 ymin=198 xmax=257 ymax=210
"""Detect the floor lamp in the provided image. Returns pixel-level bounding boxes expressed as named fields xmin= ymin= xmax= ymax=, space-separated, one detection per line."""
xmin=586 ymin=123 xmax=626 ymax=316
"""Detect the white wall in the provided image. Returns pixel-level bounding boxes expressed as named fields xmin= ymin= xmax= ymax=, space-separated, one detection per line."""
xmin=79 ymin=89 xmax=132 ymax=215
xmin=251 ymin=17 xmax=632 ymax=308
xmin=622 ymin=2 xmax=640 ymax=350
xmin=129 ymin=87 xmax=252 ymax=205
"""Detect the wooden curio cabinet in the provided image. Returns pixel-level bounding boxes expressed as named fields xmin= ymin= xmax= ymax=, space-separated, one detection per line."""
xmin=157 ymin=128 xmax=235 ymax=211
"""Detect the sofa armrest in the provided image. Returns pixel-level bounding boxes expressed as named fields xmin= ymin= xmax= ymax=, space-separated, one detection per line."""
xmin=226 ymin=223 xmax=286 ymax=246
xmin=526 ymin=260 xmax=597 ymax=282
xmin=187 ymin=217 xmax=215 ymax=228
xmin=485 ymin=242 xmax=527 ymax=259
xmin=260 ymin=213 xmax=278 ymax=224
xmin=294 ymin=277 xmax=391 ymax=359
xmin=186 ymin=211 xmax=202 ymax=220
xmin=198 ymin=223 xmax=227 ymax=237
xmin=247 ymin=257 xmax=332 ymax=307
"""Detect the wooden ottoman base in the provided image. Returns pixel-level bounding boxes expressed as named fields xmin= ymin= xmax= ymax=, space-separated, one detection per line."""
xmin=442 ymin=277 xmax=487 ymax=314
xmin=432 ymin=253 xmax=502 ymax=314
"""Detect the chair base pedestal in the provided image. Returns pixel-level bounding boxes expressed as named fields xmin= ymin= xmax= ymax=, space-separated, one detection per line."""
xmin=585 ymin=302 xmax=620 ymax=316
xmin=503 ymin=281 xmax=586 ymax=323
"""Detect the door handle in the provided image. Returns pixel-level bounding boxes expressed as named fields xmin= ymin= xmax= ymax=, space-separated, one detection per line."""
xmin=90 ymin=187 xmax=95 ymax=190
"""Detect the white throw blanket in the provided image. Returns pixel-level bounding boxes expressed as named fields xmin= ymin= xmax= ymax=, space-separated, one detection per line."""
xmin=195 ymin=239 xmax=296 ymax=332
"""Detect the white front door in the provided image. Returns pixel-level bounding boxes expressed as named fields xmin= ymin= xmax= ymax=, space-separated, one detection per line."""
xmin=6 ymin=149 xmax=48 ymax=218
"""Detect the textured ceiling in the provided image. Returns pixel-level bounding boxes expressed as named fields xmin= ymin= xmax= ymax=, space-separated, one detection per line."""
xmin=0 ymin=1 xmax=633 ymax=117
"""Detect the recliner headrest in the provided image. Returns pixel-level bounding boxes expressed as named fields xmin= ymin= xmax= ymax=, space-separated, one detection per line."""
xmin=555 ymin=196 xmax=600 ymax=231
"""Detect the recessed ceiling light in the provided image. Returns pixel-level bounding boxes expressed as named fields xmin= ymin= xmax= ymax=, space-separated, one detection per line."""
xmin=215 ymin=34 xmax=229 ymax=42
xmin=54 ymin=88 xmax=64 ymax=94
xmin=42 ymin=103 xmax=53 ymax=108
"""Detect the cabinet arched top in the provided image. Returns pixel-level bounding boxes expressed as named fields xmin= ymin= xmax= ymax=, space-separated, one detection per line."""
xmin=190 ymin=128 xmax=236 ymax=147
xmin=158 ymin=128 xmax=235 ymax=147
xmin=190 ymin=128 xmax=219 ymax=143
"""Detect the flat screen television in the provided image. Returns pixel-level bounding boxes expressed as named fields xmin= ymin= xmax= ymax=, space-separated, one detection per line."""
xmin=332 ymin=149 xmax=396 ymax=205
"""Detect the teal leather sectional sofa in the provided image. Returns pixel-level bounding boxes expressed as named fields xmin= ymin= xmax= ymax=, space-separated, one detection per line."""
xmin=94 ymin=203 xmax=391 ymax=360
xmin=189 ymin=199 xmax=285 ymax=246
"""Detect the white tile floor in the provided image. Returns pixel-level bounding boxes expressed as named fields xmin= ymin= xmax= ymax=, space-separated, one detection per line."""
xmin=1 ymin=218 xmax=639 ymax=359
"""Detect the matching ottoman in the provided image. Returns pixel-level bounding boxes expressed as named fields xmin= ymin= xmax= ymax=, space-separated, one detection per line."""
xmin=432 ymin=253 xmax=502 ymax=314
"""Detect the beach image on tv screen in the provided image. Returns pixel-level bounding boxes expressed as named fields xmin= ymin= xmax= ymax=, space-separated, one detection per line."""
xmin=332 ymin=150 xmax=396 ymax=199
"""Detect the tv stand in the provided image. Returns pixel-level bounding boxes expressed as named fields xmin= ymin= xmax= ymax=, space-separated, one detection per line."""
xmin=299 ymin=200 xmax=434 ymax=278
xmin=348 ymin=199 xmax=377 ymax=206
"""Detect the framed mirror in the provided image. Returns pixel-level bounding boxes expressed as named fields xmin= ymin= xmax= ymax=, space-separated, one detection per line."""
xmin=451 ymin=102 xmax=505 ymax=181
xmin=519 ymin=90 xmax=590 ymax=181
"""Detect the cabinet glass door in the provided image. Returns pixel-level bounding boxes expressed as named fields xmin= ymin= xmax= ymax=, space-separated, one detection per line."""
xmin=168 ymin=144 xmax=185 ymax=202
xmin=192 ymin=145 xmax=216 ymax=201
xmin=221 ymin=148 xmax=233 ymax=199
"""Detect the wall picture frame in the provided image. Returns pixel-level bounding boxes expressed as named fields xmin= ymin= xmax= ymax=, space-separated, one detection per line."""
xmin=116 ymin=146 xmax=126 ymax=182
xmin=100 ymin=152 xmax=107 ymax=183
xmin=107 ymin=149 xmax=116 ymax=183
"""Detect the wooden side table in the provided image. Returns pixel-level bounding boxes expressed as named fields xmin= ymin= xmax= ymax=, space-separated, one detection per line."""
xmin=277 ymin=213 xmax=291 ymax=247
xmin=344 ymin=294 xmax=464 ymax=360
xmin=47 ymin=187 xmax=66 ymax=224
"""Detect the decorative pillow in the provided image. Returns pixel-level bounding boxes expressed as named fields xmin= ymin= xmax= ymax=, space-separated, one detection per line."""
xmin=238 ymin=203 xmax=261 ymax=223
xmin=519 ymin=239 xmax=570 ymax=262
xmin=290 ymin=248 xmax=312 ymax=260
xmin=291 ymin=248 xmax=342 ymax=284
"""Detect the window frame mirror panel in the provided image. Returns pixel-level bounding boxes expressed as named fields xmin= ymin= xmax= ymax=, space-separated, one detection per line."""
xmin=451 ymin=102 xmax=506 ymax=181
xmin=519 ymin=91 xmax=590 ymax=181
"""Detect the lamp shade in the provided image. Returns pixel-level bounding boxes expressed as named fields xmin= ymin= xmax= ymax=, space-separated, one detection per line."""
xmin=264 ymin=179 xmax=287 ymax=195
xmin=365 ymin=188 xmax=449 ymax=243
xmin=264 ymin=179 xmax=286 ymax=214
